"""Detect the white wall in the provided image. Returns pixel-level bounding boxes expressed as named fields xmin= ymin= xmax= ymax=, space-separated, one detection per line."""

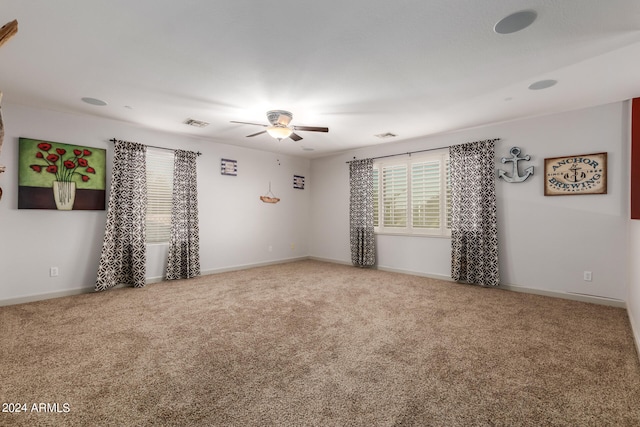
xmin=0 ymin=103 xmax=310 ymax=303
xmin=311 ymin=102 xmax=629 ymax=302
xmin=0 ymin=101 xmax=632 ymax=307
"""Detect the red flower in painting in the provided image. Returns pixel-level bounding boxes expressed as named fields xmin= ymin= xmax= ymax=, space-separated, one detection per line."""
xmin=30 ymin=141 xmax=99 ymax=184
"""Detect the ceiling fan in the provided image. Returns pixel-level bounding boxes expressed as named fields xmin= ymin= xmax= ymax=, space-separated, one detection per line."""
xmin=230 ymin=110 xmax=328 ymax=141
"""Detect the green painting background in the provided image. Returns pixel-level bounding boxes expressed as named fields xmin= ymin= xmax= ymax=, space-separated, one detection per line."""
xmin=19 ymin=138 xmax=106 ymax=189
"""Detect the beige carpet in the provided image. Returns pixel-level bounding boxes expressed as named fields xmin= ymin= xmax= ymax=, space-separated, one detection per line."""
xmin=1 ymin=260 xmax=639 ymax=426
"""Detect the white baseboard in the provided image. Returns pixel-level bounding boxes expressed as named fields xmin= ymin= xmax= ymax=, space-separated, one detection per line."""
xmin=628 ymin=309 xmax=640 ymax=359
xmin=375 ymin=265 xmax=453 ymax=282
xmin=1 ymin=257 xmax=312 ymax=307
xmin=382 ymin=266 xmax=626 ymax=308
xmin=310 ymin=256 xmax=453 ymax=282
xmin=309 ymin=257 xmax=626 ymax=308
xmin=2 ymin=257 xmax=626 ymax=310
xmin=146 ymin=256 xmax=312 ymax=283
xmin=499 ymin=283 xmax=626 ymax=308
xmin=0 ymin=286 xmax=95 ymax=307
xmin=308 ymin=256 xmax=352 ymax=266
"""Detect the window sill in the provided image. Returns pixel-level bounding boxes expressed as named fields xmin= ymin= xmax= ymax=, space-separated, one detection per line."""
xmin=374 ymin=231 xmax=451 ymax=239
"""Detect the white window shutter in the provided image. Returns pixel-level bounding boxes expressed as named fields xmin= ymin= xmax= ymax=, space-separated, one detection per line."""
xmin=373 ymin=150 xmax=450 ymax=236
xmin=411 ymin=160 xmax=441 ymax=229
xmin=382 ymin=164 xmax=408 ymax=228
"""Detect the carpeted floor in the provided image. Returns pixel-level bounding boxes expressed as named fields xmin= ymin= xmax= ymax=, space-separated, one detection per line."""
xmin=1 ymin=260 xmax=639 ymax=426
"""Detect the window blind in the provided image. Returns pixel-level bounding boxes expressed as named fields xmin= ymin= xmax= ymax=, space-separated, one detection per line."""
xmin=146 ymin=148 xmax=174 ymax=243
xmin=373 ymin=167 xmax=379 ymax=228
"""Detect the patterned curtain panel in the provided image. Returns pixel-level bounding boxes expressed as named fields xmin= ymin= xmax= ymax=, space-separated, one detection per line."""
xmin=95 ymin=141 xmax=147 ymax=291
xmin=449 ymin=140 xmax=499 ymax=287
xmin=349 ymin=159 xmax=375 ymax=267
xmin=166 ymin=150 xmax=201 ymax=280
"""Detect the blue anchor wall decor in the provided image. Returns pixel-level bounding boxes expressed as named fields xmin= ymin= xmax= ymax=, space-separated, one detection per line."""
xmin=498 ymin=147 xmax=534 ymax=183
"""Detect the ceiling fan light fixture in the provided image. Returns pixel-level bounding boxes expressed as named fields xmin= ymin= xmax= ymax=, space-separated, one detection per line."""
xmin=266 ymin=125 xmax=293 ymax=140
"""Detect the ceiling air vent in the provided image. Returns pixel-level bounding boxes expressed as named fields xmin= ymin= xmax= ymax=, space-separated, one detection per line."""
xmin=375 ymin=132 xmax=397 ymax=139
xmin=184 ymin=118 xmax=210 ymax=128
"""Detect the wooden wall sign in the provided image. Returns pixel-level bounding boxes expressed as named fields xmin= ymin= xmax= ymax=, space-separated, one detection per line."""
xmin=544 ymin=152 xmax=607 ymax=196
xmin=0 ymin=20 xmax=18 ymax=48
xmin=293 ymin=175 xmax=305 ymax=189
xmin=0 ymin=19 xmax=18 ymax=200
xmin=221 ymin=158 xmax=237 ymax=176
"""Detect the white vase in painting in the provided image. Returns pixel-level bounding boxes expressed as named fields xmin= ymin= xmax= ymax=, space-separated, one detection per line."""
xmin=53 ymin=181 xmax=76 ymax=210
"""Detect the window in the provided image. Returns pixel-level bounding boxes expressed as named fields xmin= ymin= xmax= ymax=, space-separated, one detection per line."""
xmin=146 ymin=148 xmax=174 ymax=243
xmin=373 ymin=150 xmax=451 ymax=236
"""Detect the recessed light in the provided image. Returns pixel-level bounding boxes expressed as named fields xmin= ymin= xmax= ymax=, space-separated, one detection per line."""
xmin=302 ymin=147 xmax=314 ymax=151
xmin=81 ymin=97 xmax=107 ymax=106
xmin=184 ymin=118 xmax=210 ymax=127
xmin=528 ymin=79 xmax=557 ymax=90
xmin=494 ymin=10 xmax=537 ymax=34
xmin=375 ymin=132 xmax=397 ymax=139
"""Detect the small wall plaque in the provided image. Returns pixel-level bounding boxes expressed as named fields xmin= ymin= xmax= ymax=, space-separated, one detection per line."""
xmin=544 ymin=152 xmax=607 ymax=196
xmin=293 ymin=175 xmax=305 ymax=189
xmin=221 ymin=158 xmax=237 ymax=176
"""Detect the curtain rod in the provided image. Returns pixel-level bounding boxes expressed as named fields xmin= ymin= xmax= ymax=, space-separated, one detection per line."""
xmin=346 ymin=138 xmax=500 ymax=163
xmin=109 ymin=138 xmax=202 ymax=156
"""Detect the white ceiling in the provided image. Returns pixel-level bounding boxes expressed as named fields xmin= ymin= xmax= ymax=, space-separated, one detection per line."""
xmin=1 ymin=1 xmax=640 ymax=158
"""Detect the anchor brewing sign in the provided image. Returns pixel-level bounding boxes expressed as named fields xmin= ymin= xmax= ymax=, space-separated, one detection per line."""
xmin=544 ymin=152 xmax=607 ymax=196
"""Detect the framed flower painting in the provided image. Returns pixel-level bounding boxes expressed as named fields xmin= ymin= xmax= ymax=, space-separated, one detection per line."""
xmin=18 ymin=138 xmax=106 ymax=210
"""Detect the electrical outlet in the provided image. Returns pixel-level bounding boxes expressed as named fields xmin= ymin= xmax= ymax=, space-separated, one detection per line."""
xmin=583 ymin=271 xmax=592 ymax=282
xmin=50 ymin=267 xmax=59 ymax=277
xmin=291 ymin=243 xmax=295 ymax=251
xmin=268 ymin=245 xmax=273 ymax=252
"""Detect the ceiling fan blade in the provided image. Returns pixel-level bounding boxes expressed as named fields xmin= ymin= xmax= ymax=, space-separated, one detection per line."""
xmin=230 ymin=120 xmax=267 ymax=127
xmin=289 ymin=133 xmax=303 ymax=141
xmin=293 ymin=125 xmax=329 ymax=133
xmin=246 ymin=130 xmax=267 ymax=137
